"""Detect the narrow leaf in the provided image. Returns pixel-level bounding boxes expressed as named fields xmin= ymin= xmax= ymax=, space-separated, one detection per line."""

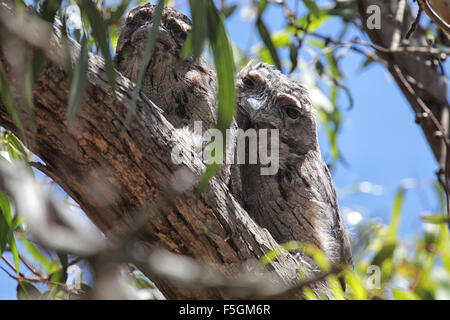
xmin=302 ymin=0 xmax=321 ymax=18
xmin=189 ymin=0 xmax=208 ymax=60
xmin=255 ymin=16 xmax=282 ymax=70
xmin=67 ymin=34 xmax=89 ymax=119
xmin=389 ymin=188 xmax=405 ymax=239
xmin=0 ymin=65 xmax=25 ymax=139
xmin=198 ymin=0 xmax=236 ymax=191
xmin=78 ymin=0 xmax=116 ymax=94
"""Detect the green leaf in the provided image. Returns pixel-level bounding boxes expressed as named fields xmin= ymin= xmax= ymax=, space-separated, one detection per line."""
xmin=198 ymin=0 xmax=236 ymax=191
xmin=0 ymin=192 xmax=19 ymax=273
xmin=389 ymin=188 xmax=405 ymax=239
xmin=303 ymin=286 xmax=319 ymax=300
xmin=302 ymin=0 xmax=321 ymax=18
xmin=39 ymin=0 xmax=62 ymax=24
xmin=297 ymin=11 xmax=330 ymax=32
xmin=6 ymin=131 xmax=28 ymax=161
xmin=67 ymin=34 xmax=89 ymax=119
xmin=135 ymin=277 xmax=156 ymax=290
xmin=0 ymin=64 xmax=25 ymax=139
xmin=421 ymin=214 xmax=450 ymax=224
xmin=257 ymin=0 xmax=268 ymax=15
xmin=328 ymin=274 xmax=345 ymax=300
xmin=78 ymin=0 xmax=116 ymax=95
xmin=371 ymin=241 xmax=396 ymax=267
xmin=189 ymin=0 xmax=208 ymax=60
xmin=392 ymin=289 xmax=420 ymax=300
xmin=123 ymin=0 xmax=165 ymax=130
xmin=221 ymin=4 xmax=238 ymax=18
xmin=106 ymin=0 xmax=131 ymax=26
xmin=326 ymin=52 xmax=342 ymax=80
xmin=289 ymin=42 xmax=298 ymax=74
xmin=0 ymin=206 xmax=10 ymax=256
xmin=17 ymin=280 xmax=41 ymax=300
xmin=282 ymin=241 xmax=331 ymax=272
xmin=255 ymin=16 xmax=282 ymax=70
xmin=19 ymin=237 xmax=55 ymax=273
xmin=359 ymin=57 xmax=374 ymax=70
xmin=344 ymin=269 xmax=367 ymax=300
xmin=57 ymin=252 xmax=69 ymax=270
xmin=50 ymin=269 xmax=68 ymax=286
xmin=9 ymin=234 xmax=20 ymax=275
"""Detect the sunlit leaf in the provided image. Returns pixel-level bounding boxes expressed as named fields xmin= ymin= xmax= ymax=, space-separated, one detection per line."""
xmin=221 ymin=4 xmax=237 ymax=18
xmin=18 ymin=237 xmax=55 ymax=274
xmin=17 ymin=280 xmax=41 ymax=300
xmin=50 ymin=269 xmax=68 ymax=286
xmin=289 ymin=42 xmax=298 ymax=74
xmin=371 ymin=241 xmax=396 ymax=267
xmin=344 ymin=269 xmax=367 ymax=300
xmin=421 ymin=214 xmax=450 ymax=224
xmin=39 ymin=0 xmax=62 ymax=24
xmin=392 ymin=289 xmax=420 ymax=300
xmin=303 ymin=286 xmax=319 ymax=300
xmin=389 ymin=188 xmax=405 ymax=239
xmin=302 ymin=0 xmax=320 ymax=18
xmin=282 ymin=241 xmax=330 ymax=272
xmin=189 ymin=0 xmax=208 ymax=61
xmin=198 ymin=0 xmax=236 ymax=191
xmin=106 ymin=0 xmax=131 ymax=26
xmin=328 ymin=274 xmax=345 ymax=300
xmin=255 ymin=16 xmax=282 ymax=70
xmin=78 ymin=0 xmax=116 ymax=94
xmin=6 ymin=131 xmax=28 ymax=161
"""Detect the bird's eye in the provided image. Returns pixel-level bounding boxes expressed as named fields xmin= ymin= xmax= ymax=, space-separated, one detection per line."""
xmin=284 ymin=106 xmax=301 ymax=119
xmin=242 ymin=76 xmax=256 ymax=88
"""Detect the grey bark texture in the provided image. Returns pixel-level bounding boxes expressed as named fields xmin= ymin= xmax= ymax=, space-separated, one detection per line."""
xmin=234 ymin=62 xmax=352 ymax=274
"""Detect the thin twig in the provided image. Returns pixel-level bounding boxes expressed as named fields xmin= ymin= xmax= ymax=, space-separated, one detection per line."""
xmin=1 ymin=255 xmax=23 ymax=276
xmin=406 ymin=5 xmax=423 ymax=39
xmin=18 ymin=253 xmax=42 ymax=277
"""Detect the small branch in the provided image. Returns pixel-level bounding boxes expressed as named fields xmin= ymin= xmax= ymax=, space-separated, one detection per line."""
xmin=391 ymin=64 xmax=449 ymax=145
xmin=1 ymin=255 xmax=22 ymax=276
xmin=390 ymin=0 xmax=407 ymax=51
xmin=406 ymin=5 xmax=423 ymax=39
xmin=18 ymin=253 xmax=42 ymax=277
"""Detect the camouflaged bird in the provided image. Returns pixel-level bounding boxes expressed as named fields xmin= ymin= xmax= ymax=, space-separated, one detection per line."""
xmin=234 ymin=62 xmax=352 ymax=280
xmin=114 ymin=4 xmax=217 ymax=129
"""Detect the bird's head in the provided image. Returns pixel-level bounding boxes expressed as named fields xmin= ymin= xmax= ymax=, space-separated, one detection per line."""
xmin=114 ymin=4 xmax=191 ymax=82
xmin=236 ymin=62 xmax=318 ymax=155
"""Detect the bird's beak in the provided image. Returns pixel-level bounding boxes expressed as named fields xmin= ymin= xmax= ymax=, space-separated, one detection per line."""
xmin=240 ymin=97 xmax=264 ymax=118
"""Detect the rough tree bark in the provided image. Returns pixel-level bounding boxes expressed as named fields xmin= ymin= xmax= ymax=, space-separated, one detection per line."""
xmin=0 ymin=0 xmax=306 ymax=299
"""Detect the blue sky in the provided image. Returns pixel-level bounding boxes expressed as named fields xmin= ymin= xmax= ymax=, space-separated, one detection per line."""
xmin=1 ymin=0 xmax=448 ymax=299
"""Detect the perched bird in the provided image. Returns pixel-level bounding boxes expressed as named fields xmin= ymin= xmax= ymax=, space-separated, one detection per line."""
xmin=234 ymin=62 xmax=352 ymax=282
xmin=114 ymin=4 xmax=217 ymax=129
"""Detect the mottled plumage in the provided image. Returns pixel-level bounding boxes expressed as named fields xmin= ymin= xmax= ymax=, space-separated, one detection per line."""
xmin=114 ymin=4 xmax=217 ymax=129
xmin=234 ymin=62 xmax=352 ymax=276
